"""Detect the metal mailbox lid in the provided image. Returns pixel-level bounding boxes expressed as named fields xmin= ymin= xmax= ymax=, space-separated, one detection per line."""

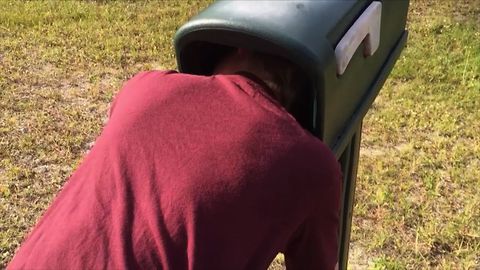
xmin=174 ymin=0 xmax=409 ymax=156
xmin=175 ymin=1 xmax=367 ymax=76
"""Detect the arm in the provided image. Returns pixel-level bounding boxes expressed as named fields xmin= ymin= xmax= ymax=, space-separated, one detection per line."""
xmin=284 ymin=148 xmax=342 ymax=270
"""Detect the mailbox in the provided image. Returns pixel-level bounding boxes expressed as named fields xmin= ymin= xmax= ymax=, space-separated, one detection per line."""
xmin=174 ymin=1 xmax=409 ymax=268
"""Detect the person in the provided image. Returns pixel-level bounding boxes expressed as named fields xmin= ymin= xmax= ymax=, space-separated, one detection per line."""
xmin=8 ymin=48 xmax=342 ymax=270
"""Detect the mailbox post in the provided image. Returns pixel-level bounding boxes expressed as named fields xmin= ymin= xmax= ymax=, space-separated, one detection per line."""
xmin=174 ymin=1 xmax=409 ymax=268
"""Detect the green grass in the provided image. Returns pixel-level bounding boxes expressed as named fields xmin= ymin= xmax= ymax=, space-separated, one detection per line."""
xmin=0 ymin=1 xmax=479 ymax=269
xmin=352 ymin=1 xmax=480 ymax=268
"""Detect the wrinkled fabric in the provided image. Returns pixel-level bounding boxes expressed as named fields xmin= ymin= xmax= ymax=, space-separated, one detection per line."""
xmin=8 ymin=71 xmax=342 ymax=270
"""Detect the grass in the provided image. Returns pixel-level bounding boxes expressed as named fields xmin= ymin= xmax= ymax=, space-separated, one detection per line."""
xmin=352 ymin=0 xmax=480 ymax=268
xmin=0 ymin=0 xmax=478 ymax=269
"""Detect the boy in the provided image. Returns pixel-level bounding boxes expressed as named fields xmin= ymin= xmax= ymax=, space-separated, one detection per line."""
xmin=9 ymin=49 xmax=341 ymax=270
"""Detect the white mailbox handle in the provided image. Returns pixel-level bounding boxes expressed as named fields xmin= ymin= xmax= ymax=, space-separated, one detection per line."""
xmin=335 ymin=1 xmax=382 ymax=75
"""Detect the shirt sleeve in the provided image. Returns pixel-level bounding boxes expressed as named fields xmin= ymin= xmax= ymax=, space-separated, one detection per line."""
xmin=284 ymin=143 xmax=342 ymax=270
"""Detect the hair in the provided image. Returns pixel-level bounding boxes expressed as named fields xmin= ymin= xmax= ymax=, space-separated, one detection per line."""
xmin=213 ymin=48 xmax=312 ymax=128
xmin=247 ymin=51 xmax=302 ymax=109
xmin=243 ymin=51 xmax=312 ymax=127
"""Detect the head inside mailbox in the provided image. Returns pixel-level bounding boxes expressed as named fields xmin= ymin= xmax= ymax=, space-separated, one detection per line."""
xmin=175 ymin=0 xmax=409 ymax=268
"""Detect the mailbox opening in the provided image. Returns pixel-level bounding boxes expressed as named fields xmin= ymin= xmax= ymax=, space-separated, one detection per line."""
xmin=178 ymin=41 xmax=316 ymax=132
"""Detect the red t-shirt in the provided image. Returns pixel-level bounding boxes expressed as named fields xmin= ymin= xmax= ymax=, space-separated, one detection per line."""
xmin=8 ymin=71 xmax=342 ymax=270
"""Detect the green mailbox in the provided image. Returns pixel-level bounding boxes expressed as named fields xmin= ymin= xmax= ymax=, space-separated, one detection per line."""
xmin=174 ymin=0 xmax=409 ymax=268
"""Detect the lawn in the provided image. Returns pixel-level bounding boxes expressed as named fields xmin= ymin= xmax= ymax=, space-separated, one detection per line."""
xmin=0 ymin=0 xmax=479 ymax=269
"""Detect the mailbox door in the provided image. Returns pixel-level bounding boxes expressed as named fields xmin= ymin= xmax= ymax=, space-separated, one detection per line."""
xmin=321 ymin=0 xmax=409 ymax=155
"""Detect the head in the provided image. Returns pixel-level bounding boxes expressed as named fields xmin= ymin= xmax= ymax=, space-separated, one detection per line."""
xmin=213 ymin=48 xmax=309 ymax=116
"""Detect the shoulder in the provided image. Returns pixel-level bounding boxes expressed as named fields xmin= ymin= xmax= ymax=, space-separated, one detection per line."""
xmin=295 ymin=136 xmax=341 ymax=181
xmin=128 ymin=70 xmax=177 ymax=82
xmin=121 ymin=70 xmax=187 ymax=89
xmin=122 ymin=70 xmax=224 ymax=90
xmin=109 ymin=70 xmax=215 ymax=114
xmin=286 ymin=135 xmax=342 ymax=204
